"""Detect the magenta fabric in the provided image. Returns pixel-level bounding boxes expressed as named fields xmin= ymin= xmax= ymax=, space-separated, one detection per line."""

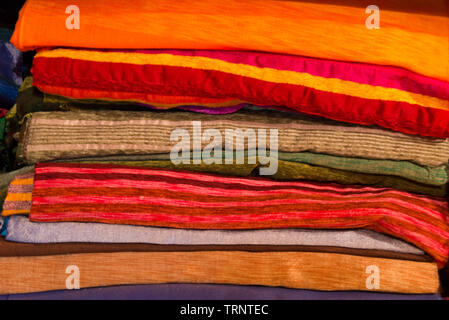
xmin=109 ymin=49 xmax=449 ymax=100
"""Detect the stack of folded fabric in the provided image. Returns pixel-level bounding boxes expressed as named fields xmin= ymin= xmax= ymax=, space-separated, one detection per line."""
xmin=0 ymin=0 xmax=448 ymax=300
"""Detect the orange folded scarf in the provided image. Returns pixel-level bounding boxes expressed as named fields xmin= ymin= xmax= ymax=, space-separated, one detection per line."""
xmin=12 ymin=0 xmax=449 ymax=81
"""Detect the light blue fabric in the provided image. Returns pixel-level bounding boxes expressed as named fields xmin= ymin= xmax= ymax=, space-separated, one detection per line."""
xmin=0 ymin=216 xmax=8 ymax=236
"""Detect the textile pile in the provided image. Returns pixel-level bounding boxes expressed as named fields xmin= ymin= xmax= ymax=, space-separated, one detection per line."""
xmin=0 ymin=0 xmax=448 ymax=300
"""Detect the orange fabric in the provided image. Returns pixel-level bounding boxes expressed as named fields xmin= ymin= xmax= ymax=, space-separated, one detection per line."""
xmin=12 ymin=0 xmax=449 ymax=81
xmin=40 ymin=84 xmax=246 ymax=109
xmin=0 ymin=251 xmax=439 ymax=294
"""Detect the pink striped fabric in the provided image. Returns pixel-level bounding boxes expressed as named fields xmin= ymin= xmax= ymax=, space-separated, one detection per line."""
xmin=26 ymin=163 xmax=449 ymax=267
xmin=120 ymin=49 xmax=449 ymax=100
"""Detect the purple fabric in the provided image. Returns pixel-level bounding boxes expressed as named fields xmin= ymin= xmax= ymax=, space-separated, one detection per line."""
xmin=137 ymin=102 xmax=247 ymax=114
xmin=0 ymin=41 xmax=22 ymax=87
xmin=0 ymin=284 xmax=442 ymax=300
xmin=137 ymin=102 xmax=299 ymax=115
xmin=178 ymin=104 xmax=246 ymax=114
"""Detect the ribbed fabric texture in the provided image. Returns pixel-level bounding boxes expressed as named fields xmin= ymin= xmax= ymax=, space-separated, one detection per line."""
xmin=0 ymin=251 xmax=439 ymax=294
xmin=19 ymin=110 xmax=449 ymax=166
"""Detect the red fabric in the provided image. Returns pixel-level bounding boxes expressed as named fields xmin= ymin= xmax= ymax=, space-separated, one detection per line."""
xmin=32 ymin=56 xmax=449 ymax=138
xmin=28 ymin=162 xmax=449 ymax=267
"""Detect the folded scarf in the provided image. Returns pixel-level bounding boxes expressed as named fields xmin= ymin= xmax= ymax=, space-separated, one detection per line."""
xmin=0 ymin=166 xmax=33 ymax=207
xmin=5 ymin=162 xmax=446 ymax=224
xmin=5 ymin=215 xmax=424 ymax=256
xmin=11 ymin=0 xmax=449 ymax=82
xmin=277 ymin=152 xmax=448 ymax=187
xmin=0 ymin=284 xmax=441 ymax=300
xmin=53 ymin=152 xmax=449 ymax=187
xmin=18 ymin=110 xmax=449 ymax=167
xmin=0 ymin=235 xmax=428 ymax=263
xmin=32 ymin=48 xmax=449 ymax=138
xmin=0 ymin=250 xmax=439 ymax=294
xmin=4 ymin=161 xmax=447 ymax=215
xmin=61 ymin=159 xmax=448 ymax=197
xmin=16 ymin=76 xmax=248 ymax=118
xmin=2 ymin=171 xmax=33 ymax=216
xmin=8 ymin=162 xmax=449 ymax=267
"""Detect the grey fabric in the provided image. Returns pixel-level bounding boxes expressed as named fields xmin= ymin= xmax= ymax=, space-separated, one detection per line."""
xmin=7 ymin=215 xmax=424 ymax=255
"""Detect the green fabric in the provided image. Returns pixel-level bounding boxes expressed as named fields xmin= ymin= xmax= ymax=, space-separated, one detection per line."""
xmin=59 ymin=157 xmax=447 ymax=197
xmin=44 ymin=92 xmax=141 ymax=108
xmin=0 ymin=186 xmax=7 ymax=203
xmin=0 ymin=117 xmax=8 ymax=172
xmin=16 ymin=77 xmax=62 ymax=119
xmin=1 ymin=106 xmax=22 ymax=172
xmin=0 ymin=117 xmax=5 ymax=140
xmin=16 ymin=77 xmax=152 ymax=119
xmin=62 ymin=151 xmax=447 ymax=187
xmin=278 ymin=152 xmax=448 ymax=186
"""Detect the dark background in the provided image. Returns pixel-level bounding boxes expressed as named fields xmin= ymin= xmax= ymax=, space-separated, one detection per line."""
xmin=0 ymin=1 xmax=26 ymax=29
